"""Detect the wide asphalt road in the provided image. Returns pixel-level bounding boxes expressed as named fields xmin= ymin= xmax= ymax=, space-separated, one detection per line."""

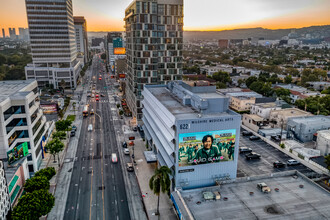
xmin=64 ymin=55 xmax=131 ymax=220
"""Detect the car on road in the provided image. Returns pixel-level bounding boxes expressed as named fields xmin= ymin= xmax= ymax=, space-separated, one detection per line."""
xmin=91 ymin=94 xmax=95 ymax=98
xmin=96 ymin=98 xmax=99 ymax=101
xmin=70 ymin=131 xmax=75 ymax=137
xmin=271 ymin=135 xmax=281 ymax=142
xmin=257 ymin=182 xmax=271 ymax=193
xmin=122 ymin=142 xmax=127 ymax=148
xmin=242 ymin=131 xmax=253 ymax=136
xmin=112 ymin=153 xmax=118 ymax=163
xmin=133 ymin=127 xmax=137 ymax=132
xmin=137 ymin=125 xmax=144 ymax=132
xmin=99 ymin=77 xmax=102 ymax=80
xmin=249 ymin=135 xmax=261 ymax=141
xmin=124 ymin=149 xmax=130 ymax=155
xmin=101 ymin=94 xmax=105 ymax=97
xmin=96 ymin=94 xmax=99 ymax=98
xmin=71 ymin=125 xmax=77 ymax=131
xmin=287 ymin=159 xmax=300 ymax=166
xmin=127 ymin=163 xmax=134 ymax=172
xmin=273 ymin=161 xmax=285 ymax=168
xmin=90 ymin=109 xmax=94 ymax=115
xmin=87 ymin=94 xmax=91 ymax=97
xmin=245 ymin=152 xmax=261 ymax=160
xmin=239 ymin=147 xmax=252 ymax=154
xmin=88 ymin=124 xmax=93 ymax=131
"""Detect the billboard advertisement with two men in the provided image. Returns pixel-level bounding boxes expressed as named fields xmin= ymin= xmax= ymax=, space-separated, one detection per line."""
xmin=178 ymin=129 xmax=236 ymax=167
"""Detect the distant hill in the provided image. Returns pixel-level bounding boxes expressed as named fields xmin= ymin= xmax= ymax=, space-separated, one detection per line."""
xmin=183 ymin=25 xmax=330 ymax=41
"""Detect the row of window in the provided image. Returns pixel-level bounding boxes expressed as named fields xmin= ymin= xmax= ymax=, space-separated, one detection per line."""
xmin=32 ymin=45 xmax=70 ymax=49
xmin=26 ymin=1 xmax=66 ymax=6
xmin=4 ymin=106 xmax=26 ymax=121
xmin=26 ymin=6 xmax=66 ymax=10
xmin=30 ymin=41 xmax=70 ymax=44
xmin=31 ymin=36 xmax=69 ymax=39
xmin=30 ymin=31 xmax=69 ymax=35
xmin=33 ymin=55 xmax=72 ymax=58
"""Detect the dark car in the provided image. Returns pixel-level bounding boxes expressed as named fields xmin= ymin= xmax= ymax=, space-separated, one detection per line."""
xmin=101 ymin=94 xmax=105 ymax=97
xmin=71 ymin=125 xmax=77 ymax=131
xmin=249 ymin=135 xmax=261 ymax=141
xmin=133 ymin=127 xmax=138 ymax=132
xmin=273 ymin=161 xmax=285 ymax=168
xmin=127 ymin=163 xmax=134 ymax=172
xmin=245 ymin=152 xmax=261 ymax=160
xmin=239 ymin=147 xmax=253 ymax=154
xmin=122 ymin=141 xmax=127 ymax=148
xmin=242 ymin=131 xmax=253 ymax=136
xmin=70 ymin=131 xmax=76 ymax=137
xmin=271 ymin=135 xmax=281 ymax=142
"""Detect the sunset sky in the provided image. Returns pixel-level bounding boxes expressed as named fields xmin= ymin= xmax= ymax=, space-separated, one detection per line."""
xmin=0 ymin=0 xmax=329 ymax=37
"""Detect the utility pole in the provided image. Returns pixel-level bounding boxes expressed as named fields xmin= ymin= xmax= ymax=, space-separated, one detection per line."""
xmin=280 ymin=118 xmax=284 ymax=145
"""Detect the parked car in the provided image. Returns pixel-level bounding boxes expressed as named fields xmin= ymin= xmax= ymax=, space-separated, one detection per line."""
xmin=124 ymin=148 xmax=130 ymax=155
xmin=249 ymin=136 xmax=261 ymax=141
xmin=257 ymin=182 xmax=271 ymax=193
xmin=273 ymin=161 xmax=285 ymax=168
xmin=88 ymin=124 xmax=93 ymax=131
xmin=96 ymin=98 xmax=99 ymax=101
xmin=287 ymin=159 xmax=300 ymax=166
xmin=133 ymin=127 xmax=138 ymax=132
xmin=71 ymin=125 xmax=77 ymax=131
xmin=271 ymin=135 xmax=281 ymax=142
xmin=137 ymin=125 xmax=144 ymax=132
xmin=242 ymin=131 xmax=253 ymax=136
xmin=111 ymin=153 xmax=118 ymax=163
xmin=101 ymin=94 xmax=105 ymax=97
xmin=239 ymin=147 xmax=253 ymax=154
xmin=245 ymin=152 xmax=261 ymax=160
xmin=122 ymin=142 xmax=127 ymax=148
xmin=126 ymin=163 xmax=134 ymax=172
xmin=70 ymin=131 xmax=75 ymax=137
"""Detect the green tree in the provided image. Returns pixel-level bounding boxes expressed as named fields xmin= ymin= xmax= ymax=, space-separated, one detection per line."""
xmin=286 ymin=67 xmax=299 ymax=76
xmin=205 ymin=60 xmax=211 ymax=65
xmin=34 ymin=167 xmax=56 ymax=181
xmin=275 ymin=88 xmax=291 ymax=97
xmin=212 ymin=71 xmax=231 ymax=84
xmin=101 ymin=53 xmax=106 ymax=60
xmin=52 ymin=131 xmax=66 ymax=140
xmin=45 ymin=138 xmax=64 ymax=166
xmin=284 ymin=75 xmax=293 ymax=84
xmin=246 ymin=76 xmax=258 ymax=88
xmin=216 ymin=82 xmax=227 ymax=89
xmin=325 ymin=155 xmax=330 ymax=171
xmin=249 ymin=81 xmax=264 ymax=94
xmin=149 ymin=166 xmax=171 ymax=215
xmin=55 ymin=119 xmax=72 ymax=131
xmin=12 ymin=189 xmax=55 ymax=220
xmin=60 ymin=79 xmax=66 ymax=92
xmin=24 ymin=176 xmax=50 ymax=193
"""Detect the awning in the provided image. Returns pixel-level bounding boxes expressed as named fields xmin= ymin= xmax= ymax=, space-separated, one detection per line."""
xmin=142 ymin=125 xmax=152 ymax=141
xmin=144 ymin=151 xmax=157 ymax=163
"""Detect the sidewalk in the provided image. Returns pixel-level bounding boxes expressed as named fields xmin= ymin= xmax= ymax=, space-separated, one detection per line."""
xmin=123 ymin=121 xmax=177 ymax=220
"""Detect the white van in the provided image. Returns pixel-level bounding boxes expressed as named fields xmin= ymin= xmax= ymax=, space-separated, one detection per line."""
xmin=88 ymin=124 xmax=93 ymax=131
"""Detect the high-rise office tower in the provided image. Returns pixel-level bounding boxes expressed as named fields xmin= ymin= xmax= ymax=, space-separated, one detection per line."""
xmin=74 ymin=16 xmax=89 ymax=64
xmin=19 ymin=27 xmax=29 ymax=41
xmin=9 ymin=28 xmax=17 ymax=39
xmin=2 ymin=29 xmax=5 ymax=39
xmin=124 ymin=0 xmax=184 ymax=121
xmin=24 ymin=0 xmax=81 ymax=89
xmin=106 ymin=32 xmax=124 ymax=72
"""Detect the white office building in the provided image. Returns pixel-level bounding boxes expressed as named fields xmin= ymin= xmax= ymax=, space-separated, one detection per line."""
xmin=74 ymin=16 xmax=89 ymax=64
xmin=0 ymin=160 xmax=10 ymax=220
xmin=142 ymin=81 xmax=241 ymax=189
xmin=24 ymin=0 xmax=81 ymax=89
xmin=0 ymin=80 xmax=48 ymax=173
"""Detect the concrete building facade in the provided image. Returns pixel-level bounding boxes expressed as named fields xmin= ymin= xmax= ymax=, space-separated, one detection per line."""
xmin=269 ymin=108 xmax=312 ymax=128
xmin=230 ymin=96 xmax=256 ymax=112
xmin=74 ymin=16 xmax=89 ymax=64
xmin=142 ymin=81 xmax=241 ymax=189
xmin=24 ymin=0 xmax=81 ymax=89
xmin=287 ymin=116 xmax=330 ymax=143
xmin=0 ymin=160 xmax=10 ymax=220
xmin=0 ymin=80 xmax=48 ymax=173
xmin=316 ymin=130 xmax=330 ymax=156
xmin=125 ymin=0 xmax=184 ymax=120
xmin=250 ymin=102 xmax=281 ymax=119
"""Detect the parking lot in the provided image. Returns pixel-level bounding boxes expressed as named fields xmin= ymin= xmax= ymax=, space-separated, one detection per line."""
xmin=237 ymin=128 xmax=319 ymax=178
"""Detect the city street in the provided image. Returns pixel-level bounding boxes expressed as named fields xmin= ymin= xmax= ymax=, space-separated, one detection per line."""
xmin=63 ymin=55 xmax=130 ymax=220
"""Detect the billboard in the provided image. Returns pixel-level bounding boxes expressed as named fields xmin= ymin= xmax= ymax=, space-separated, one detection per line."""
xmin=119 ymin=74 xmax=126 ymax=78
xmin=7 ymin=142 xmax=29 ymax=164
xmin=178 ymin=129 xmax=236 ymax=167
xmin=114 ymin=47 xmax=126 ymax=55
xmin=41 ymin=104 xmax=57 ymax=114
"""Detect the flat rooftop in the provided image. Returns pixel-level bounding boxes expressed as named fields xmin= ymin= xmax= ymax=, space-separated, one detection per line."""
xmin=177 ymin=172 xmax=330 ymax=220
xmin=147 ymin=86 xmax=233 ymax=119
xmin=245 ymin=114 xmax=264 ymax=121
xmin=0 ymin=80 xmax=35 ymax=103
xmin=289 ymin=116 xmax=330 ymax=125
xmin=271 ymin=108 xmax=311 ymax=116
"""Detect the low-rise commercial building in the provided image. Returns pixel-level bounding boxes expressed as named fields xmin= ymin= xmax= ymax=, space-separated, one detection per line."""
xmin=250 ymin=102 xmax=281 ymax=119
xmin=316 ymin=130 xmax=330 ymax=156
xmin=269 ymin=108 xmax=312 ymax=128
xmin=287 ymin=116 xmax=330 ymax=143
xmin=230 ymin=96 xmax=256 ymax=112
xmin=258 ymin=128 xmax=287 ymax=139
xmin=0 ymin=80 xmax=48 ymax=173
xmin=142 ymin=81 xmax=241 ymax=189
xmin=242 ymin=114 xmax=265 ymax=132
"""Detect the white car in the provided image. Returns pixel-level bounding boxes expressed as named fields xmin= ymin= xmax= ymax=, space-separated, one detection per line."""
xmin=88 ymin=124 xmax=93 ymax=131
xmin=287 ymin=159 xmax=300 ymax=166
xmin=112 ymin=153 xmax=118 ymax=163
xmin=124 ymin=149 xmax=130 ymax=155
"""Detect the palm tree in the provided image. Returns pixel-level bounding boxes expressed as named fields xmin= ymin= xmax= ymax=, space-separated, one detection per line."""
xmin=149 ymin=166 xmax=171 ymax=216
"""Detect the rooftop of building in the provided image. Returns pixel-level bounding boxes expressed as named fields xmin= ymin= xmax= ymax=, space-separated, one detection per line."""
xmin=317 ymin=129 xmax=330 ymax=139
xmin=146 ymin=83 xmax=236 ymax=120
xmin=225 ymin=91 xmax=263 ymax=98
xmin=288 ymin=115 xmax=330 ymax=125
xmin=271 ymin=108 xmax=311 ymax=116
xmin=0 ymin=80 xmax=35 ymax=103
xmin=258 ymin=128 xmax=287 ymax=135
xmin=244 ymin=114 xmax=264 ymax=121
xmin=175 ymin=171 xmax=330 ymax=220
xmin=252 ymin=102 xmax=277 ymax=108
